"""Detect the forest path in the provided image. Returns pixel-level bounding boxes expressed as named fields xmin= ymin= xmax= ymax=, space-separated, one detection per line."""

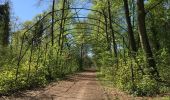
xmin=3 ymin=70 xmax=108 ymax=100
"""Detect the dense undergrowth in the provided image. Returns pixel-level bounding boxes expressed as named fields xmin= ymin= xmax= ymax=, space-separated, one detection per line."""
xmin=96 ymin=49 xmax=170 ymax=96
xmin=0 ymin=47 xmax=81 ymax=95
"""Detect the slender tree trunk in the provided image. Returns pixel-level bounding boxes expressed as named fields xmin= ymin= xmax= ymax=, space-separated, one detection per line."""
xmin=123 ymin=0 xmax=137 ymax=53
xmin=102 ymin=9 xmax=111 ymax=51
xmin=107 ymin=0 xmax=117 ymax=58
xmin=27 ymin=39 xmax=33 ymax=82
xmin=131 ymin=0 xmax=135 ymax=28
xmin=137 ymin=0 xmax=159 ymax=78
xmin=80 ymin=43 xmax=84 ymax=70
xmin=97 ymin=14 xmax=101 ymax=42
xmin=123 ymin=0 xmax=138 ymax=88
xmin=60 ymin=1 xmax=70 ymax=54
xmin=59 ymin=0 xmax=66 ymax=47
xmin=51 ymin=0 xmax=55 ymax=46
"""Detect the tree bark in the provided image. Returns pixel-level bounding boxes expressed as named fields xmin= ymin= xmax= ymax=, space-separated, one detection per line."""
xmin=0 ymin=2 xmax=10 ymax=47
xmin=107 ymin=0 xmax=117 ymax=58
xmin=51 ymin=0 xmax=55 ymax=46
xmin=137 ymin=0 xmax=159 ymax=78
xmin=123 ymin=0 xmax=137 ymax=53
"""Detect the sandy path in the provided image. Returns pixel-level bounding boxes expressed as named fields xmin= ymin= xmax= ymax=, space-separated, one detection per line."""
xmin=2 ymin=70 xmax=108 ymax=100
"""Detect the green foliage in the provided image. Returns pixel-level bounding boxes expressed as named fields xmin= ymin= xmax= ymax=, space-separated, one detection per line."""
xmin=0 ymin=0 xmax=170 ymax=97
xmin=90 ymin=0 xmax=170 ymax=97
xmin=135 ymin=75 xmax=159 ymax=96
xmin=0 ymin=45 xmax=80 ymax=95
xmin=156 ymin=48 xmax=170 ymax=82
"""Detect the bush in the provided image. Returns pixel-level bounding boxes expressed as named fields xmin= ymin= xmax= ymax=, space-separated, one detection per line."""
xmin=135 ymin=75 xmax=159 ymax=96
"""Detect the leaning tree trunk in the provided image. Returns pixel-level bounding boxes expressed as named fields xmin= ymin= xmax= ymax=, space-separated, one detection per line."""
xmin=123 ymin=0 xmax=137 ymax=91
xmin=123 ymin=0 xmax=137 ymax=53
xmin=137 ymin=0 xmax=159 ymax=78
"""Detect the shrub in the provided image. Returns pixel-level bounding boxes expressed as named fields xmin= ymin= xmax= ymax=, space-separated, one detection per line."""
xmin=135 ymin=75 xmax=159 ymax=96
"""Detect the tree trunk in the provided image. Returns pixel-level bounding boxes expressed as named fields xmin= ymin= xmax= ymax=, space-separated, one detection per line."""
xmin=0 ymin=3 xmax=10 ymax=47
xmin=51 ymin=0 xmax=55 ymax=46
xmin=102 ymin=9 xmax=111 ymax=52
xmin=80 ymin=43 xmax=84 ymax=70
xmin=107 ymin=0 xmax=117 ymax=58
xmin=123 ymin=0 xmax=137 ymax=53
xmin=137 ymin=0 xmax=159 ymax=78
xmin=59 ymin=0 xmax=66 ymax=47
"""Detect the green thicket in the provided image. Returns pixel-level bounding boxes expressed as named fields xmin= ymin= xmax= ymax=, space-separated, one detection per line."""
xmin=90 ymin=0 xmax=170 ymax=96
xmin=0 ymin=0 xmax=85 ymax=95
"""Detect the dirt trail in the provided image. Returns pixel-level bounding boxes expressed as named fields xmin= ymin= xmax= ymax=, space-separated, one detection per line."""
xmin=2 ymin=70 xmax=108 ymax=100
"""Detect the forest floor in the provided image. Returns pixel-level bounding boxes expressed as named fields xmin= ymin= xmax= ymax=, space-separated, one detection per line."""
xmin=0 ymin=69 xmax=170 ymax=100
